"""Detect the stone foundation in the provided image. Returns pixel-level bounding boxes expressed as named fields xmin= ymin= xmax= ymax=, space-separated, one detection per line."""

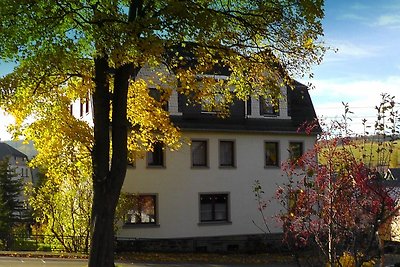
xmin=116 ymin=233 xmax=285 ymax=253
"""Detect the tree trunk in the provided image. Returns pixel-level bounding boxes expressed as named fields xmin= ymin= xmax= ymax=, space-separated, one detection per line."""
xmin=88 ymin=189 xmax=119 ymax=267
xmin=88 ymin=57 xmax=135 ymax=266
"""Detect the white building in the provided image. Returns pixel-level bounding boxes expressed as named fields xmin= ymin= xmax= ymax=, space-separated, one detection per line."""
xmin=71 ymin=65 xmax=319 ymax=252
xmin=116 ymin=81 xmax=319 ymax=252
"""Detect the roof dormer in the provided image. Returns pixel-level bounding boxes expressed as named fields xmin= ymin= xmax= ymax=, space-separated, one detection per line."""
xmin=246 ymin=85 xmax=290 ymax=119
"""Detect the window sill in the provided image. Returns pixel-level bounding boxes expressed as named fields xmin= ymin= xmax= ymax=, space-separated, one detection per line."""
xmin=201 ymin=111 xmax=219 ymax=114
xmin=198 ymin=221 xmax=232 ymax=226
xmin=264 ymin=165 xmax=280 ymax=169
xmin=123 ymin=223 xmax=160 ymax=229
xmin=219 ymin=166 xmax=236 ymax=169
xmin=146 ymin=165 xmax=166 ymax=169
xmin=260 ymin=113 xmax=279 ymax=117
xmin=191 ymin=166 xmax=209 ymax=169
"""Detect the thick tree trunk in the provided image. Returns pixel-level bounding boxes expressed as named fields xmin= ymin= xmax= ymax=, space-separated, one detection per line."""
xmin=89 ymin=2 xmax=142 ymax=266
xmin=89 ymin=57 xmax=135 ymax=267
xmin=88 ymin=189 xmax=119 ymax=267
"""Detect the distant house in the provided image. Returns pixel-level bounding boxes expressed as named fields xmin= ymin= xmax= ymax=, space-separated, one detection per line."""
xmin=385 ymin=168 xmax=400 ymax=181
xmin=378 ymin=168 xmax=400 ymax=243
xmin=0 ymin=142 xmax=32 ymax=185
xmin=0 ymin=142 xmax=32 ymax=221
xmin=70 ymin=63 xmax=320 ymax=252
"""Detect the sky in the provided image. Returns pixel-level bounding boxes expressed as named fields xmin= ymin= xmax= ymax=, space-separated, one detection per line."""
xmin=303 ymin=0 xmax=400 ymax=132
xmin=1 ymin=0 xmax=400 ymax=140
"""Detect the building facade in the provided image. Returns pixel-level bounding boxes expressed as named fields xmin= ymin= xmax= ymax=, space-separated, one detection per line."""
xmin=70 ymin=64 xmax=319 ymax=252
xmin=116 ymin=78 xmax=319 ymax=252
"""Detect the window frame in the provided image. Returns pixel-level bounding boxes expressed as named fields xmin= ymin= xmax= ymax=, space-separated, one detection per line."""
xmin=85 ymin=96 xmax=90 ymax=114
xmin=124 ymin=194 xmax=158 ymax=226
xmin=191 ymin=139 xmax=209 ymax=168
xmin=201 ymin=93 xmax=224 ymax=114
xmin=259 ymin=97 xmax=279 ymax=116
xmin=146 ymin=142 xmax=165 ymax=168
xmin=149 ymin=87 xmax=168 ymax=111
xmin=219 ymin=140 xmax=236 ymax=168
xmin=199 ymin=193 xmax=230 ymax=223
xmin=264 ymin=141 xmax=280 ymax=167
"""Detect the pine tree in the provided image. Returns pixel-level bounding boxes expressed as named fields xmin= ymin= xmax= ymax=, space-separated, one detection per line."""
xmin=0 ymin=158 xmax=23 ymax=248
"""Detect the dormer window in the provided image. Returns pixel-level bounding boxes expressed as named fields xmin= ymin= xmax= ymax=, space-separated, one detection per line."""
xmin=201 ymin=94 xmax=223 ymax=113
xmin=149 ymin=88 xmax=168 ymax=111
xmin=260 ymin=97 xmax=279 ymax=116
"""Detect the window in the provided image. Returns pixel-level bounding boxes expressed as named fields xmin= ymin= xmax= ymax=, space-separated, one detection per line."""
xmin=150 ymin=88 xmax=168 ymax=111
xmin=177 ymin=93 xmax=185 ymax=113
xmin=265 ymin=142 xmax=279 ymax=167
xmin=191 ymin=140 xmax=208 ymax=167
xmin=21 ymin=168 xmax=28 ymax=177
xmin=85 ymin=97 xmax=90 ymax=113
xmin=246 ymin=98 xmax=252 ymax=116
xmin=289 ymin=142 xmax=303 ymax=162
xmin=125 ymin=195 xmax=157 ymax=224
xmin=219 ymin=140 xmax=235 ymax=167
xmin=147 ymin=142 xmax=165 ymax=167
xmin=79 ymin=101 xmax=84 ymax=117
xmin=200 ymin=194 xmax=229 ymax=222
xmin=260 ymin=97 xmax=279 ymax=116
xmin=201 ymin=94 xmax=224 ymax=113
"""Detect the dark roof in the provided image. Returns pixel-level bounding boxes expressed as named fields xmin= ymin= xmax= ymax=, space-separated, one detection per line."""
xmin=288 ymin=81 xmax=319 ymax=128
xmin=0 ymin=143 xmax=28 ymax=160
xmin=171 ymin=81 xmax=320 ymax=134
xmin=171 ymin=116 xmax=309 ymax=134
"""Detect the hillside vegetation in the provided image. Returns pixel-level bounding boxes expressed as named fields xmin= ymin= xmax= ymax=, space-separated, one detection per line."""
xmin=318 ymin=138 xmax=400 ymax=169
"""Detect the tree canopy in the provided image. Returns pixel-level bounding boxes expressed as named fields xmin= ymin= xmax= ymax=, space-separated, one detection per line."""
xmin=0 ymin=1 xmax=325 ymax=266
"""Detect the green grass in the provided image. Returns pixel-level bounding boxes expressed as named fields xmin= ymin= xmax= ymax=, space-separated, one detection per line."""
xmin=318 ymin=140 xmax=400 ymax=169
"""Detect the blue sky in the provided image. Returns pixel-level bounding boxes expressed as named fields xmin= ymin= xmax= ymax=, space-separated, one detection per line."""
xmin=303 ymin=0 xmax=400 ymax=131
xmin=1 ymin=0 xmax=400 ymax=140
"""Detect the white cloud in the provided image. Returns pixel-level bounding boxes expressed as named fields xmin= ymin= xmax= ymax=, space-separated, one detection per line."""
xmin=322 ymin=40 xmax=380 ymax=63
xmin=374 ymin=14 xmax=400 ymax=28
xmin=337 ymin=13 xmax=366 ymax=22
xmin=335 ymin=42 xmax=377 ymax=57
xmin=308 ymin=76 xmax=400 ymax=134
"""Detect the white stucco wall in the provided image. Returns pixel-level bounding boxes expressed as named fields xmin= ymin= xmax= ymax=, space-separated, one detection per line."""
xmin=118 ymin=130 xmax=316 ymax=239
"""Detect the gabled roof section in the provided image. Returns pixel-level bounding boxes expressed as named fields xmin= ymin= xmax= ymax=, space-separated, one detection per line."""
xmin=0 ymin=142 xmax=28 ymax=160
xmin=288 ymin=81 xmax=320 ymax=130
xmin=171 ymin=81 xmax=320 ymax=134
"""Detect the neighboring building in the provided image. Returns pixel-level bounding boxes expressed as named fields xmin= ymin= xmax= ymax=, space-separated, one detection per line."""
xmin=71 ymin=65 xmax=319 ymax=252
xmin=380 ymin=168 xmax=400 ymax=243
xmin=0 ymin=142 xmax=32 ymax=187
xmin=0 ymin=142 xmax=33 ymax=221
xmin=385 ymin=168 xmax=400 ymax=181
